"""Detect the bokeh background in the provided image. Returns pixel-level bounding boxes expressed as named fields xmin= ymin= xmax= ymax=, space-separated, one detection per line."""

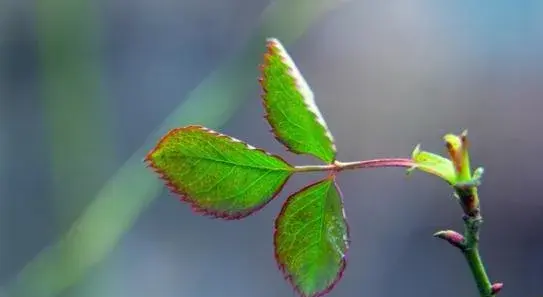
xmin=1 ymin=1 xmax=542 ymax=297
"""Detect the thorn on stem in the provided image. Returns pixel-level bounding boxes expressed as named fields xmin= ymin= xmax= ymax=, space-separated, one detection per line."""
xmin=491 ymin=282 xmax=503 ymax=295
xmin=433 ymin=230 xmax=465 ymax=249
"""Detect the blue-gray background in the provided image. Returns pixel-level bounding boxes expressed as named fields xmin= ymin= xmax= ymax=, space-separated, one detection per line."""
xmin=1 ymin=1 xmax=542 ymax=297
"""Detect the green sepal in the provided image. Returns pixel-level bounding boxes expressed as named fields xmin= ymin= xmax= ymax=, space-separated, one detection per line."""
xmin=407 ymin=144 xmax=456 ymax=185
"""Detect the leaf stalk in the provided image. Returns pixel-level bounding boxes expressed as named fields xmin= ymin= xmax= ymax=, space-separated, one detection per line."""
xmin=293 ymin=158 xmax=415 ymax=173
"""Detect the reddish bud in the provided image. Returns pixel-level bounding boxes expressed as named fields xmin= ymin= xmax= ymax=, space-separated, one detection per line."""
xmin=433 ymin=230 xmax=465 ymax=249
xmin=491 ymin=282 xmax=503 ymax=295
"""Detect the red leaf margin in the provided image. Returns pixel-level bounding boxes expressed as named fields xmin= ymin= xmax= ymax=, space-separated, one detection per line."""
xmin=144 ymin=125 xmax=294 ymax=220
xmin=273 ymin=175 xmax=350 ymax=297
xmin=258 ymin=38 xmax=337 ymax=163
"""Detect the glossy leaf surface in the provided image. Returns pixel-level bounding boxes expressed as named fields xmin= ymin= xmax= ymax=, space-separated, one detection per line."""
xmin=145 ymin=125 xmax=293 ymax=219
xmin=260 ymin=38 xmax=336 ymax=163
xmin=274 ymin=177 xmax=349 ymax=297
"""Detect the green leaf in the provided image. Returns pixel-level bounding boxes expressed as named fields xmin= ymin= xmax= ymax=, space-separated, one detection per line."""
xmin=145 ymin=125 xmax=294 ymax=219
xmin=260 ymin=38 xmax=336 ymax=164
xmin=274 ymin=177 xmax=349 ymax=297
xmin=408 ymin=144 xmax=456 ymax=185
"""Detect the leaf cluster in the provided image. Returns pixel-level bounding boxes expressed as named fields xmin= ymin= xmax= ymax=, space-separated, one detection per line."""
xmin=145 ymin=38 xmax=493 ymax=297
xmin=146 ymin=38 xmax=351 ymax=297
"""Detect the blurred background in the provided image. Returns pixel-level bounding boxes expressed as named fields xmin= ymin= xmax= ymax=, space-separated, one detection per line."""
xmin=1 ymin=0 xmax=542 ymax=297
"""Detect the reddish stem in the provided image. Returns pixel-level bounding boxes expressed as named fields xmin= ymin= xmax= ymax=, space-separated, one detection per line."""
xmin=293 ymin=158 xmax=415 ymax=173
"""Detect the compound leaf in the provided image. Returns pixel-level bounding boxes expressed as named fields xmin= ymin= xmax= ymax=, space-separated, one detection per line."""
xmin=145 ymin=125 xmax=293 ymax=219
xmin=274 ymin=177 xmax=349 ymax=297
xmin=260 ymin=38 xmax=336 ymax=164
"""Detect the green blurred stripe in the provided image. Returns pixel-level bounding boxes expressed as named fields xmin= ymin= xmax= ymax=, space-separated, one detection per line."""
xmin=37 ymin=0 xmax=114 ymax=227
xmin=6 ymin=0 xmax=345 ymax=296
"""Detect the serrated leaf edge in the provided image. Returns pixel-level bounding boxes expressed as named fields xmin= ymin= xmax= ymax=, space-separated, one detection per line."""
xmin=273 ymin=175 xmax=349 ymax=297
xmin=144 ymin=125 xmax=294 ymax=220
xmin=259 ymin=38 xmax=337 ymax=162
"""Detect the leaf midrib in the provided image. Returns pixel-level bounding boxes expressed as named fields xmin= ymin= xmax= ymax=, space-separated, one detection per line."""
xmin=178 ymin=155 xmax=292 ymax=171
